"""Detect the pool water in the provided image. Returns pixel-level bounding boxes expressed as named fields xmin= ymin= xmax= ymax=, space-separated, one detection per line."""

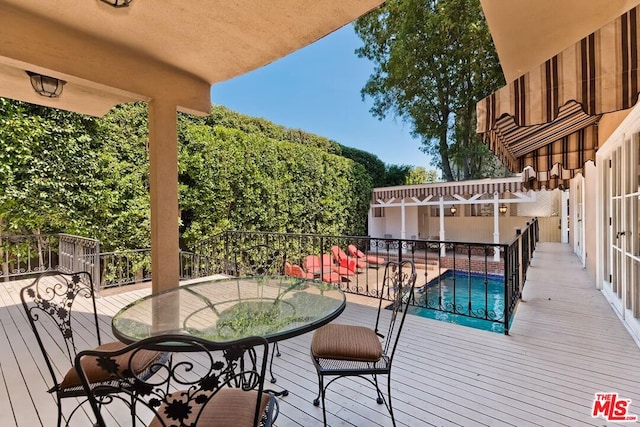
xmin=411 ymin=271 xmax=506 ymax=333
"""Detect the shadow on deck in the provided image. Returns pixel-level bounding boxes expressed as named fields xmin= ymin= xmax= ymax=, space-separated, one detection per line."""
xmin=0 ymin=242 xmax=638 ymax=426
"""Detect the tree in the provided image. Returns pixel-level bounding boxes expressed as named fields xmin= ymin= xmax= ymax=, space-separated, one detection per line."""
xmin=337 ymin=145 xmax=387 ymax=187
xmin=354 ymin=0 xmax=504 ymax=181
xmin=405 ymin=166 xmax=438 ymax=184
xmin=1 ymin=98 xmax=378 ymax=250
xmin=0 ymin=99 xmax=104 ymax=237
xmin=382 ymin=164 xmax=412 ymax=186
xmin=178 ymin=123 xmax=372 ymax=246
xmin=0 ymin=100 xmax=152 ymax=251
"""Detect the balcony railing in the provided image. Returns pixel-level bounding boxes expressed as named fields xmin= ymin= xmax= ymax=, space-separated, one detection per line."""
xmin=0 ymin=233 xmax=100 ymax=282
xmin=1 ymin=218 xmax=538 ymax=333
xmin=193 ymin=219 xmax=539 ymax=334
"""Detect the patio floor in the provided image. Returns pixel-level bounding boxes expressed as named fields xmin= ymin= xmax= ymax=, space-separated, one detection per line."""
xmin=1 ymin=242 xmax=639 ymax=426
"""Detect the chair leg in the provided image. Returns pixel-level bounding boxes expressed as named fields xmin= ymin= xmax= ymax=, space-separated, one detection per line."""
xmin=373 ymin=373 xmax=384 ymax=404
xmin=320 ymin=384 xmax=328 ymax=427
xmin=56 ymin=397 xmax=62 ymax=427
xmin=387 ymin=374 xmax=396 ymax=427
xmin=312 ymin=371 xmax=323 ymax=407
xmin=269 ymin=342 xmax=281 ymax=383
xmin=312 ymin=372 xmax=328 ymax=426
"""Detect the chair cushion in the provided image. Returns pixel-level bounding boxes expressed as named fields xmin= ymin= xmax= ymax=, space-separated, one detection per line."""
xmin=60 ymin=341 xmax=161 ymax=389
xmin=311 ymin=324 xmax=382 ymax=362
xmin=149 ymin=388 xmax=271 ymax=427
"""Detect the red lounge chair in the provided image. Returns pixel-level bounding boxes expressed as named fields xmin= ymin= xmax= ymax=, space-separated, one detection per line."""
xmin=291 ymin=264 xmax=315 ymax=279
xmin=304 ymin=255 xmax=323 ymax=275
xmin=292 ymin=264 xmax=341 ymax=283
xmin=331 ymin=246 xmax=366 ymax=270
xmin=284 ymin=261 xmax=294 ymax=276
xmin=347 ymin=244 xmax=385 ymax=265
xmin=306 ymin=254 xmax=347 ymax=275
xmin=303 ymin=255 xmax=344 ymax=283
xmin=322 ymin=253 xmax=356 ymax=276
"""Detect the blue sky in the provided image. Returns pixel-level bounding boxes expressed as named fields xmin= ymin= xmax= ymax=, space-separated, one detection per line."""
xmin=210 ymin=24 xmax=433 ymax=168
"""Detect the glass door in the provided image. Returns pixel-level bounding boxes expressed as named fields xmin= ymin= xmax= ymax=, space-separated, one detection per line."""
xmin=606 ymin=133 xmax=640 ymax=320
xmin=626 ymin=134 xmax=640 ymax=317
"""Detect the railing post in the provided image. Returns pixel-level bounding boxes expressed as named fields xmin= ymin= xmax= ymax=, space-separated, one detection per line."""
xmin=74 ymin=238 xmax=82 ymax=274
xmin=530 ymin=220 xmax=536 ymax=256
xmin=94 ymin=240 xmax=101 ymax=295
xmin=1 ymin=234 xmax=8 ymax=282
xmin=503 ymin=246 xmax=510 ymax=335
xmin=516 ymin=229 xmax=523 ymax=297
xmin=319 ymin=236 xmax=325 ymax=277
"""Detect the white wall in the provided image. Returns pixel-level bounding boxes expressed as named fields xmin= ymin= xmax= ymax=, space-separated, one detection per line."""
xmin=377 ymin=205 xmax=419 ymax=239
xmin=368 ymin=208 xmax=385 ymax=238
xmin=404 ymin=206 xmax=419 ymax=239
xmin=584 ymin=162 xmax=598 ymax=280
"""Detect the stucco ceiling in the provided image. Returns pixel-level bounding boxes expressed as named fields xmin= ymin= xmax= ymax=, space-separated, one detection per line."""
xmin=481 ymin=0 xmax=640 ymax=83
xmin=0 ymin=0 xmax=383 ymax=115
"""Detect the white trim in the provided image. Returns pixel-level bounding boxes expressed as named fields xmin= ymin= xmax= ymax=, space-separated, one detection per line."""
xmin=371 ymin=191 xmax=536 ymax=208
xmin=601 ymin=284 xmax=640 ymax=348
xmin=596 ymin=100 xmax=640 ymax=341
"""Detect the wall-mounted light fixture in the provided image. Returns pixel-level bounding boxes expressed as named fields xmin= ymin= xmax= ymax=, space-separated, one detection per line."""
xmin=99 ymin=0 xmax=132 ymax=7
xmin=499 ymin=204 xmax=508 ymax=215
xmin=449 ymin=205 xmax=457 ymax=215
xmin=25 ymin=71 xmax=66 ymax=98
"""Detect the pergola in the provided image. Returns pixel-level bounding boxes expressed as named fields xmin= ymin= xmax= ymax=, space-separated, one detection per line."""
xmin=0 ymin=0 xmax=383 ymax=292
xmin=371 ymin=176 xmax=536 ymax=260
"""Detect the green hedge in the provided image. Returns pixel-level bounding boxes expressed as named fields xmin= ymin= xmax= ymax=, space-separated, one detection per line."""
xmin=179 ymin=123 xmax=372 ymax=247
xmin=2 ymin=100 xmax=373 ymax=250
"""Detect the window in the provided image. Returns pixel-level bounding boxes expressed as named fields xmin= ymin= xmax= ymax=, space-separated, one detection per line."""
xmin=465 ymin=203 xmax=495 ymax=217
xmin=373 ymin=207 xmax=385 ymax=218
xmin=429 ymin=206 xmax=455 ymax=216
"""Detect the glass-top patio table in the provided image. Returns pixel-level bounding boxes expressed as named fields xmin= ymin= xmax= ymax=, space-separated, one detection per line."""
xmin=112 ymin=276 xmax=346 ymax=345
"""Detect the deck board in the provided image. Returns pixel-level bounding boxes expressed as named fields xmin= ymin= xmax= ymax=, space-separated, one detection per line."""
xmin=1 ymin=242 xmax=639 ymax=426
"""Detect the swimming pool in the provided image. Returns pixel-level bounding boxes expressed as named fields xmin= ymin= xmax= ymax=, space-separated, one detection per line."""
xmin=411 ymin=271 xmax=507 ymax=333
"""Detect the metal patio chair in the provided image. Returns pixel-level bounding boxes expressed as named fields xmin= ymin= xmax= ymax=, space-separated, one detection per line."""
xmin=310 ymin=260 xmax=417 ymax=426
xmin=20 ymin=270 xmax=165 ymax=427
xmin=76 ymin=334 xmax=278 ymax=427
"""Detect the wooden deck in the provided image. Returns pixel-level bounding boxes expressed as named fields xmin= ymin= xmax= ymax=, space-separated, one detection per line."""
xmin=1 ymin=242 xmax=639 ymax=426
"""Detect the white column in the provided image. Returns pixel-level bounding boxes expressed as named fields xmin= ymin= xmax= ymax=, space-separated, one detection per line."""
xmin=439 ymin=196 xmax=446 ymax=257
xmin=400 ymin=199 xmax=407 ymax=253
xmin=400 ymin=199 xmax=406 ymax=240
xmin=493 ymin=192 xmax=500 ymax=261
xmin=148 ymin=99 xmax=180 ymax=293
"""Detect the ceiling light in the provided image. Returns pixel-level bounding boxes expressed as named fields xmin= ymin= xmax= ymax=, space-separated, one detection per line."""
xmin=25 ymin=71 xmax=66 ymax=98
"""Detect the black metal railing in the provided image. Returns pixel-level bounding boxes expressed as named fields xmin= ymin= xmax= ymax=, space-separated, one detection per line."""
xmin=193 ymin=219 xmax=539 ymax=334
xmin=0 ymin=233 xmax=194 ymax=292
xmin=0 ymin=233 xmax=100 ymax=282
xmin=2 ymin=218 xmax=538 ymax=332
xmin=92 ymin=249 xmax=204 ymax=291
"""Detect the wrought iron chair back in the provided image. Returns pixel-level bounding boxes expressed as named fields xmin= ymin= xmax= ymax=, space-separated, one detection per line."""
xmin=376 ymin=260 xmax=418 ymax=361
xmin=310 ymin=260 xmax=417 ymax=427
xmin=75 ymin=334 xmax=277 ymax=427
xmin=20 ymin=270 xmax=167 ymax=427
xmin=20 ymin=271 xmax=102 ymax=426
xmin=21 ymin=271 xmax=101 ymax=376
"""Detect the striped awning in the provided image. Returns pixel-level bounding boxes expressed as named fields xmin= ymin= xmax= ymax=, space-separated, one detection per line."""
xmin=372 ymin=177 xmax=527 ymax=203
xmin=477 ymin=5 xmax=640 ymax=188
